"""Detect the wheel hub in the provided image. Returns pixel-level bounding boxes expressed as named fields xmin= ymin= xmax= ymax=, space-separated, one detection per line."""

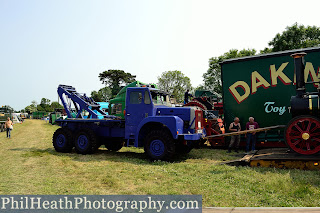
xmin=302 ymin=132 xmax=310 ymax=140
xmin=150 ymin=140 xmax=165 ymax=156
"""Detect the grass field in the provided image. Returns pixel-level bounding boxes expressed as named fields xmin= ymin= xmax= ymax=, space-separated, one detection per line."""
xmin=0 ymin=119 xmax=320 ymax=207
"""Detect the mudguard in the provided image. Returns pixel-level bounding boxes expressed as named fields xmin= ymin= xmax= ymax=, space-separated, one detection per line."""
xmin=135 ymin=116 xmax=184 ymax=146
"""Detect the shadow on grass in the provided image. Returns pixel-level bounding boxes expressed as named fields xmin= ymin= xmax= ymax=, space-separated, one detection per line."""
xmin=9 ymin=146 xmax=248 ymax=167
xmin=10 ymin=146 xmax=195 ymax=165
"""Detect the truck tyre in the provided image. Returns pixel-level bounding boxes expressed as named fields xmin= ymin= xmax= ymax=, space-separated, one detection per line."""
xmin=74 ymin=129 xmax=98 ymax=154
xmin=105 ymin=138 xmax=124 ymax=151
xmin=144 ymin=130 xmax=175 ymax=161
xmin=175 ymin=144 xmax=193 ymax=154
xmin=52 ymin=128 xmax=73 ymax=153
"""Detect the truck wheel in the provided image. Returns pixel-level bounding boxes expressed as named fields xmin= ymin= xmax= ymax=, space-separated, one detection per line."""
xmin=52 ymin=128 xmax=73 ymax=153
xmin=105 ymin=138 xmax=124 ymax=151
xmin=144 ymin=130 xmax=175 ymax=161
xmin=74 ymin=129 xmax=97 ymax=154
xmin=175 ymin=144 xmax=193 ymax=154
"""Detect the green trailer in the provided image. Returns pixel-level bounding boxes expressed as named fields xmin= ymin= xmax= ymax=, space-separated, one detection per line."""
xmin=220 ymin=47 xmax=320 ymax=147
xmin=32 ymin=111 xmax=48 ymax=119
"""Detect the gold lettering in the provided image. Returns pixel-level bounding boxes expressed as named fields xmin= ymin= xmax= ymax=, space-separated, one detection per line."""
xmin=229 ymin=81 xmax=250 ymax=104
xmin=270 ymin=62 xmax=291 ymax=86
xmin=251 ymin=71 xmax=270 ymax=94
xmin=304 ymin=62 xmax=320 ymax=86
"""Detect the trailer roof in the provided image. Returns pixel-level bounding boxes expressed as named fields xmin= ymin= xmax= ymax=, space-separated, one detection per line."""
xmin=220 ymin=46 xmax=320 ymax=65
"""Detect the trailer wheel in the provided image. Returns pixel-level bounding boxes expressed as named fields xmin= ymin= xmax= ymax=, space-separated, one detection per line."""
xmin=74 ymin=129 xmax=97 ymax=154
xmin=52 ymin=128 xmax=73 ymax=153
xmin=144 ymin=130 xmax=175 ymax=161
xmin=105 ymin=138 xmax=124 ymax=151
xmin=285 ymin=115 xmax=320 ymax=155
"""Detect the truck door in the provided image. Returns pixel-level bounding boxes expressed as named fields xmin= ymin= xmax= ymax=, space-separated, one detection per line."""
xmin=125 ymin=88 xmax=152 ymax=139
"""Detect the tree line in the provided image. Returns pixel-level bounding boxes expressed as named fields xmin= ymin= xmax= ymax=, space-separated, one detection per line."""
xmin=16 ymin=23 xmax=320 ymax=113
xmin=91 ymin=23 xmax=320 ymax=103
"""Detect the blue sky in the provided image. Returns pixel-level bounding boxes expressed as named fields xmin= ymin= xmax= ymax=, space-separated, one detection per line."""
xmin=1 ymin=0 xmax=319 ymax=110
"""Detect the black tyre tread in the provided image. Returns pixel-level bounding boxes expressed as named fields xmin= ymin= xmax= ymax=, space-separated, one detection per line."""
xmin=105 ymin=139 xmax=124 ymax=151
xmin=52 ymin=128 xmax=73 ymax=153
xmin=175 ymin=144 xmax=193 ymax=154
xmin=285 ymin=115 xmax=320 ymax=155
xmin=144 ymin=129 xmax=175 ymax=161
xmin=74 ymin=128 xmax=97 ymax=154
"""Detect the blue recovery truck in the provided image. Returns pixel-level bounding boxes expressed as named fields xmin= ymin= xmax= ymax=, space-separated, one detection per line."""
xmin=53 ymin=84 xmax=206 ymax=160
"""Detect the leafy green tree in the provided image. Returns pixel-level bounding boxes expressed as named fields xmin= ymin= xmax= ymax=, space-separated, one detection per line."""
xmin=91 ymin=87 xmax=112 ymax=102
xmin=37 ymin=98 xmax=53 ymax=112
xmin=41 ymin=98 xmax=51 ymax=106
xmin=25 ymin=101 xmax=37 ymax=114
xmin=157 ymin=70 xmax=192 ymax=103
xmin=51 ymin=101 xmax=63 ymax=109
xmin=37 ymin=105 xmax=45 ymax=112
xmin=266 ymin=23 xmax=320 ymax=52
xmin=98 ymin=70 xmax=136 ymax=98
xmin=203 ymin=49 xmax=256 ymax=96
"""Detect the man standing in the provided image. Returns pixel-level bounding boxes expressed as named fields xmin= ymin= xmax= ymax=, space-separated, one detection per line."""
xmin=246 ymin=117 xmax=259 ymax=153
xmin=4 ymin=117 xmax=13 ymax=139
xmin=184 ymin=90 xmax=193 ymax=104
xmin=228 ymin=117 xmax=241 ymax=153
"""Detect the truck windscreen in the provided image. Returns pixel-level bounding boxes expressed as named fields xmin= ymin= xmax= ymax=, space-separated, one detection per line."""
xmin=151 ymin=92 xmax=171 ymax=106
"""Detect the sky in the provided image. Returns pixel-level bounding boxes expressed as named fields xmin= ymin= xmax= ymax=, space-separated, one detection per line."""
xmin=1 ymin=0 xmax=319 ymax=110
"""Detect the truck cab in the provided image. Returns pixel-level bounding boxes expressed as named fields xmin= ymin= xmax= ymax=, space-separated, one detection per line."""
xmin=125 ymin=87 xmax=205 ymax=159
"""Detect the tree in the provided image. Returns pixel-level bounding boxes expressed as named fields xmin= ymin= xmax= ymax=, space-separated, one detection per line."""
xmin=25 ymin=101 xmax=37 ymax=114
xmin=37 ymin=105 xmax=45 ymax=112
xmin=267 ymin=23 xmax=320 ymax=52
xmin=91 ymin=87 xmax=112 ymax=102
xmin=38 ymin=98 xmax=53 ymax=112
xmin=98 ymin=70 xmax=136 ymax=98
xmin=157 ymin=70 xmax=192 ymax=103
xmin=203 ymin=49 xmax=257 ymax=96
xmin=51 ymin=101 xmax=63 ymax=109
xmin=41 ymin=98 xmax=51 ymax=106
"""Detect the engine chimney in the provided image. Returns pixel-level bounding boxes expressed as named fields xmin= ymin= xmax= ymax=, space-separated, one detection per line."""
xmin=291 ymin=52 xmax=306 ymax=96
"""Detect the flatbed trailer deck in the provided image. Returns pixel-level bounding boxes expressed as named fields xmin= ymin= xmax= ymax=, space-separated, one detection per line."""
xmin=225 ymin=148 xmax=320 ymax=170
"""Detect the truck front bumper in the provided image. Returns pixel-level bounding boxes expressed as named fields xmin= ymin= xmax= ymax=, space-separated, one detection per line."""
xmin=180 ymin=133 xmax=205 ymax=141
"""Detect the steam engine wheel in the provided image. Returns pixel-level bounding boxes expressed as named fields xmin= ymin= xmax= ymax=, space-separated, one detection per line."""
xmin=285 ymin=115 xmax=320 ymax=155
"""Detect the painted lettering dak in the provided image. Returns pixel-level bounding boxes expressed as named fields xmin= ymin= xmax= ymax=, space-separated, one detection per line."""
xmin=229 ymin=62 xmax=320 ymax=104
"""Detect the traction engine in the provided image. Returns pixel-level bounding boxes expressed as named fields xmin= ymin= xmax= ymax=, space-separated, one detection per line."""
xmin=285 ymin=53 xmax=320 ymax=155
xmin=184 ymin=96 xmax=225 ymax=146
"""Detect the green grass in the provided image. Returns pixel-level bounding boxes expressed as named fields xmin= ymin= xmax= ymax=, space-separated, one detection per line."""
xmin=0 ymin=119 xmax=320 ymax=207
